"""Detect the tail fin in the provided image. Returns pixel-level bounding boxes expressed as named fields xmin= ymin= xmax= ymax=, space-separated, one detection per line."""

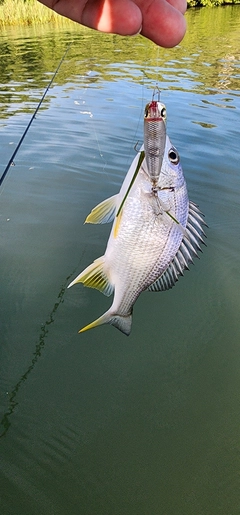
xmin=79 ymin=310 xmax=132 ymax=336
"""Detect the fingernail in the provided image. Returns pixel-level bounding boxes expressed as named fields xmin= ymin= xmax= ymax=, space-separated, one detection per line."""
xmin=130 ymin=25 xmax=142 ymax=36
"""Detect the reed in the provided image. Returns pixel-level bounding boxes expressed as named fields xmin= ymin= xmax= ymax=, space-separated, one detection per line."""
xmin=0 ymin=0 xmax=74 ymax=26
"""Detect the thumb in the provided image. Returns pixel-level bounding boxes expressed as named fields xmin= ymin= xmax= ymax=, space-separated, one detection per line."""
xmin=81 ymin=0 xmax=142 ymax=35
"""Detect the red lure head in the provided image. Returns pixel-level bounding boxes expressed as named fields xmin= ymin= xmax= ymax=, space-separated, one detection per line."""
xmin=144 ymin=101 xmax=167 ymax=122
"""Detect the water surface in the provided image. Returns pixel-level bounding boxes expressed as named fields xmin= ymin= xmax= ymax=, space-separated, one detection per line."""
xmin=0 ymin=7 xmax=240 ymax=514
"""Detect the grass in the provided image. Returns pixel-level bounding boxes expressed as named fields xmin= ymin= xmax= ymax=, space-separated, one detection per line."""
xmin=0 ymin=0 xmax=75 ymax=26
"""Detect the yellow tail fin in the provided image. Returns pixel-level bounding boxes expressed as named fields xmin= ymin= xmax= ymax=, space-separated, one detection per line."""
xmin=79 ymin=311 xmax=132 ymax=336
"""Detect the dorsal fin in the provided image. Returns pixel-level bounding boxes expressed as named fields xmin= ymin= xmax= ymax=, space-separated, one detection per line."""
xmin=85 ymin=195 xmax=118 ymax=224
xmin=147 ymin=201 xmax=207 ymax=292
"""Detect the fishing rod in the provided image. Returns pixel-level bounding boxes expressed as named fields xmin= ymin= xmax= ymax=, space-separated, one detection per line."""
xmin=0 ymin=43 xmax=71 ymax=188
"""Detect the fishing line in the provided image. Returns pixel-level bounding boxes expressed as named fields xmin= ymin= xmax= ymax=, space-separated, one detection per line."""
xmin=77 ymin=73 xmax=108 ymax=177
xmin=128 ymin=81 xmax=145 ymax=159
xmin=0 ymin=42 xmax=72 ymax=188
xmin=155 ymin=44 xmax=160 ymax=85
xmin=132 ymin=42 xmax=151 ymax=152
xmin=92 ymin=116 xmax=107 ymax=175
xmin=122 ymin=52 xmax=148 ymax=173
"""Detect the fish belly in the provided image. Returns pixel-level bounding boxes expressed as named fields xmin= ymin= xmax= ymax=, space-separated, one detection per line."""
xmin=105 ymin=187 xmax=188 ymax=316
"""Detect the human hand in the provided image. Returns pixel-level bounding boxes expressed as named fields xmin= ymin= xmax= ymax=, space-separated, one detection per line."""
xmin=37 ymin=0 xmax=187 ymax=48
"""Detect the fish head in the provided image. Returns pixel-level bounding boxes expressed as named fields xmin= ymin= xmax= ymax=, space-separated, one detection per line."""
xmin=144 ymin=101 xmax=167 ymax=183
xmin=158 ymin=135 xmax=185 ymax=190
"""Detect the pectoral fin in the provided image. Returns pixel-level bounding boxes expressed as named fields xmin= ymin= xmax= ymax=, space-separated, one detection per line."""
xmin=85 ymin=195 xmax=118 ymax=224
xmin=152 ymin=195 xmax=187 ymax=236
xmin=68 ymin=256 xmax=114 ymax=297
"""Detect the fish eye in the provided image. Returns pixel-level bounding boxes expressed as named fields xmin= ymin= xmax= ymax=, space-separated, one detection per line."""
xmin=168 ymin=147 xmax=180 ymax=164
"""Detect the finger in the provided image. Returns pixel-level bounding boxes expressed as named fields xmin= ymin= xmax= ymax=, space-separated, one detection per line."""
xmin=37 ymin=0 xmax=84 ymax=20
xmin=82 ymin=0 xmax=142 ymax=35
xmin=136 ymin=0 xmax=187 ymax=48
xmin=38 ymin=0 xmax=143 ymax=36
xmin=37 ymin=0 xmax=186 ymax=48
xmin=166 ymin=0 xmax=187 ymax=14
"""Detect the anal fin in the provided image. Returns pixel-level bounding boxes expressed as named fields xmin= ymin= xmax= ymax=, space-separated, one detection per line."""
xmin=68 ymin=256 xmax=114 ymax=297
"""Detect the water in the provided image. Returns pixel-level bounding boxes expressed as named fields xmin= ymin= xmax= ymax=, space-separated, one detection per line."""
xmin=0 ymin=6 xmax=240 ymax=514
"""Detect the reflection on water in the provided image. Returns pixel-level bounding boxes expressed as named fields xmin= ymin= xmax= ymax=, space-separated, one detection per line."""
xmin=0 ymin=7 xmax=239 ymax=120
xmin=0 ymin=6 xmax=240 ymax=515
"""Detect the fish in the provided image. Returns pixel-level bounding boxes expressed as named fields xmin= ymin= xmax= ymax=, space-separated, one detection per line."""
xmin=68 ymin=100 xmax=206 ymax=336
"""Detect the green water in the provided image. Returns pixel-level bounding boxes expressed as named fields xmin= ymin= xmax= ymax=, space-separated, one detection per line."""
xmin=0 ymin=6 xmax=240 ymax=514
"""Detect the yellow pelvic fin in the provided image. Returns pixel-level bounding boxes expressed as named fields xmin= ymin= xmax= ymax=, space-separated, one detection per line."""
xmin=68 ymin=256 xmax=113 ymax=297
xmin=85 ymin=195 xmax=117 ymax=224
xmin=113 ymin=209 xmax=123 ymax=239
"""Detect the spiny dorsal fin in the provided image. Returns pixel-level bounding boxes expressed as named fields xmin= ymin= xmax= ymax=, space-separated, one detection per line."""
xmin=147 ymin=201 xmax=207 ymax=292
xmin=68 ymin=256 xmax=114 ymax=297
xmin=85 ymin=195 xmax=118 ymax=224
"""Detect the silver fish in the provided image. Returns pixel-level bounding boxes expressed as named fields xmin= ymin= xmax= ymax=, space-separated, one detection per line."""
xmin=68 ymin=108 xmax=206 ymax=336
